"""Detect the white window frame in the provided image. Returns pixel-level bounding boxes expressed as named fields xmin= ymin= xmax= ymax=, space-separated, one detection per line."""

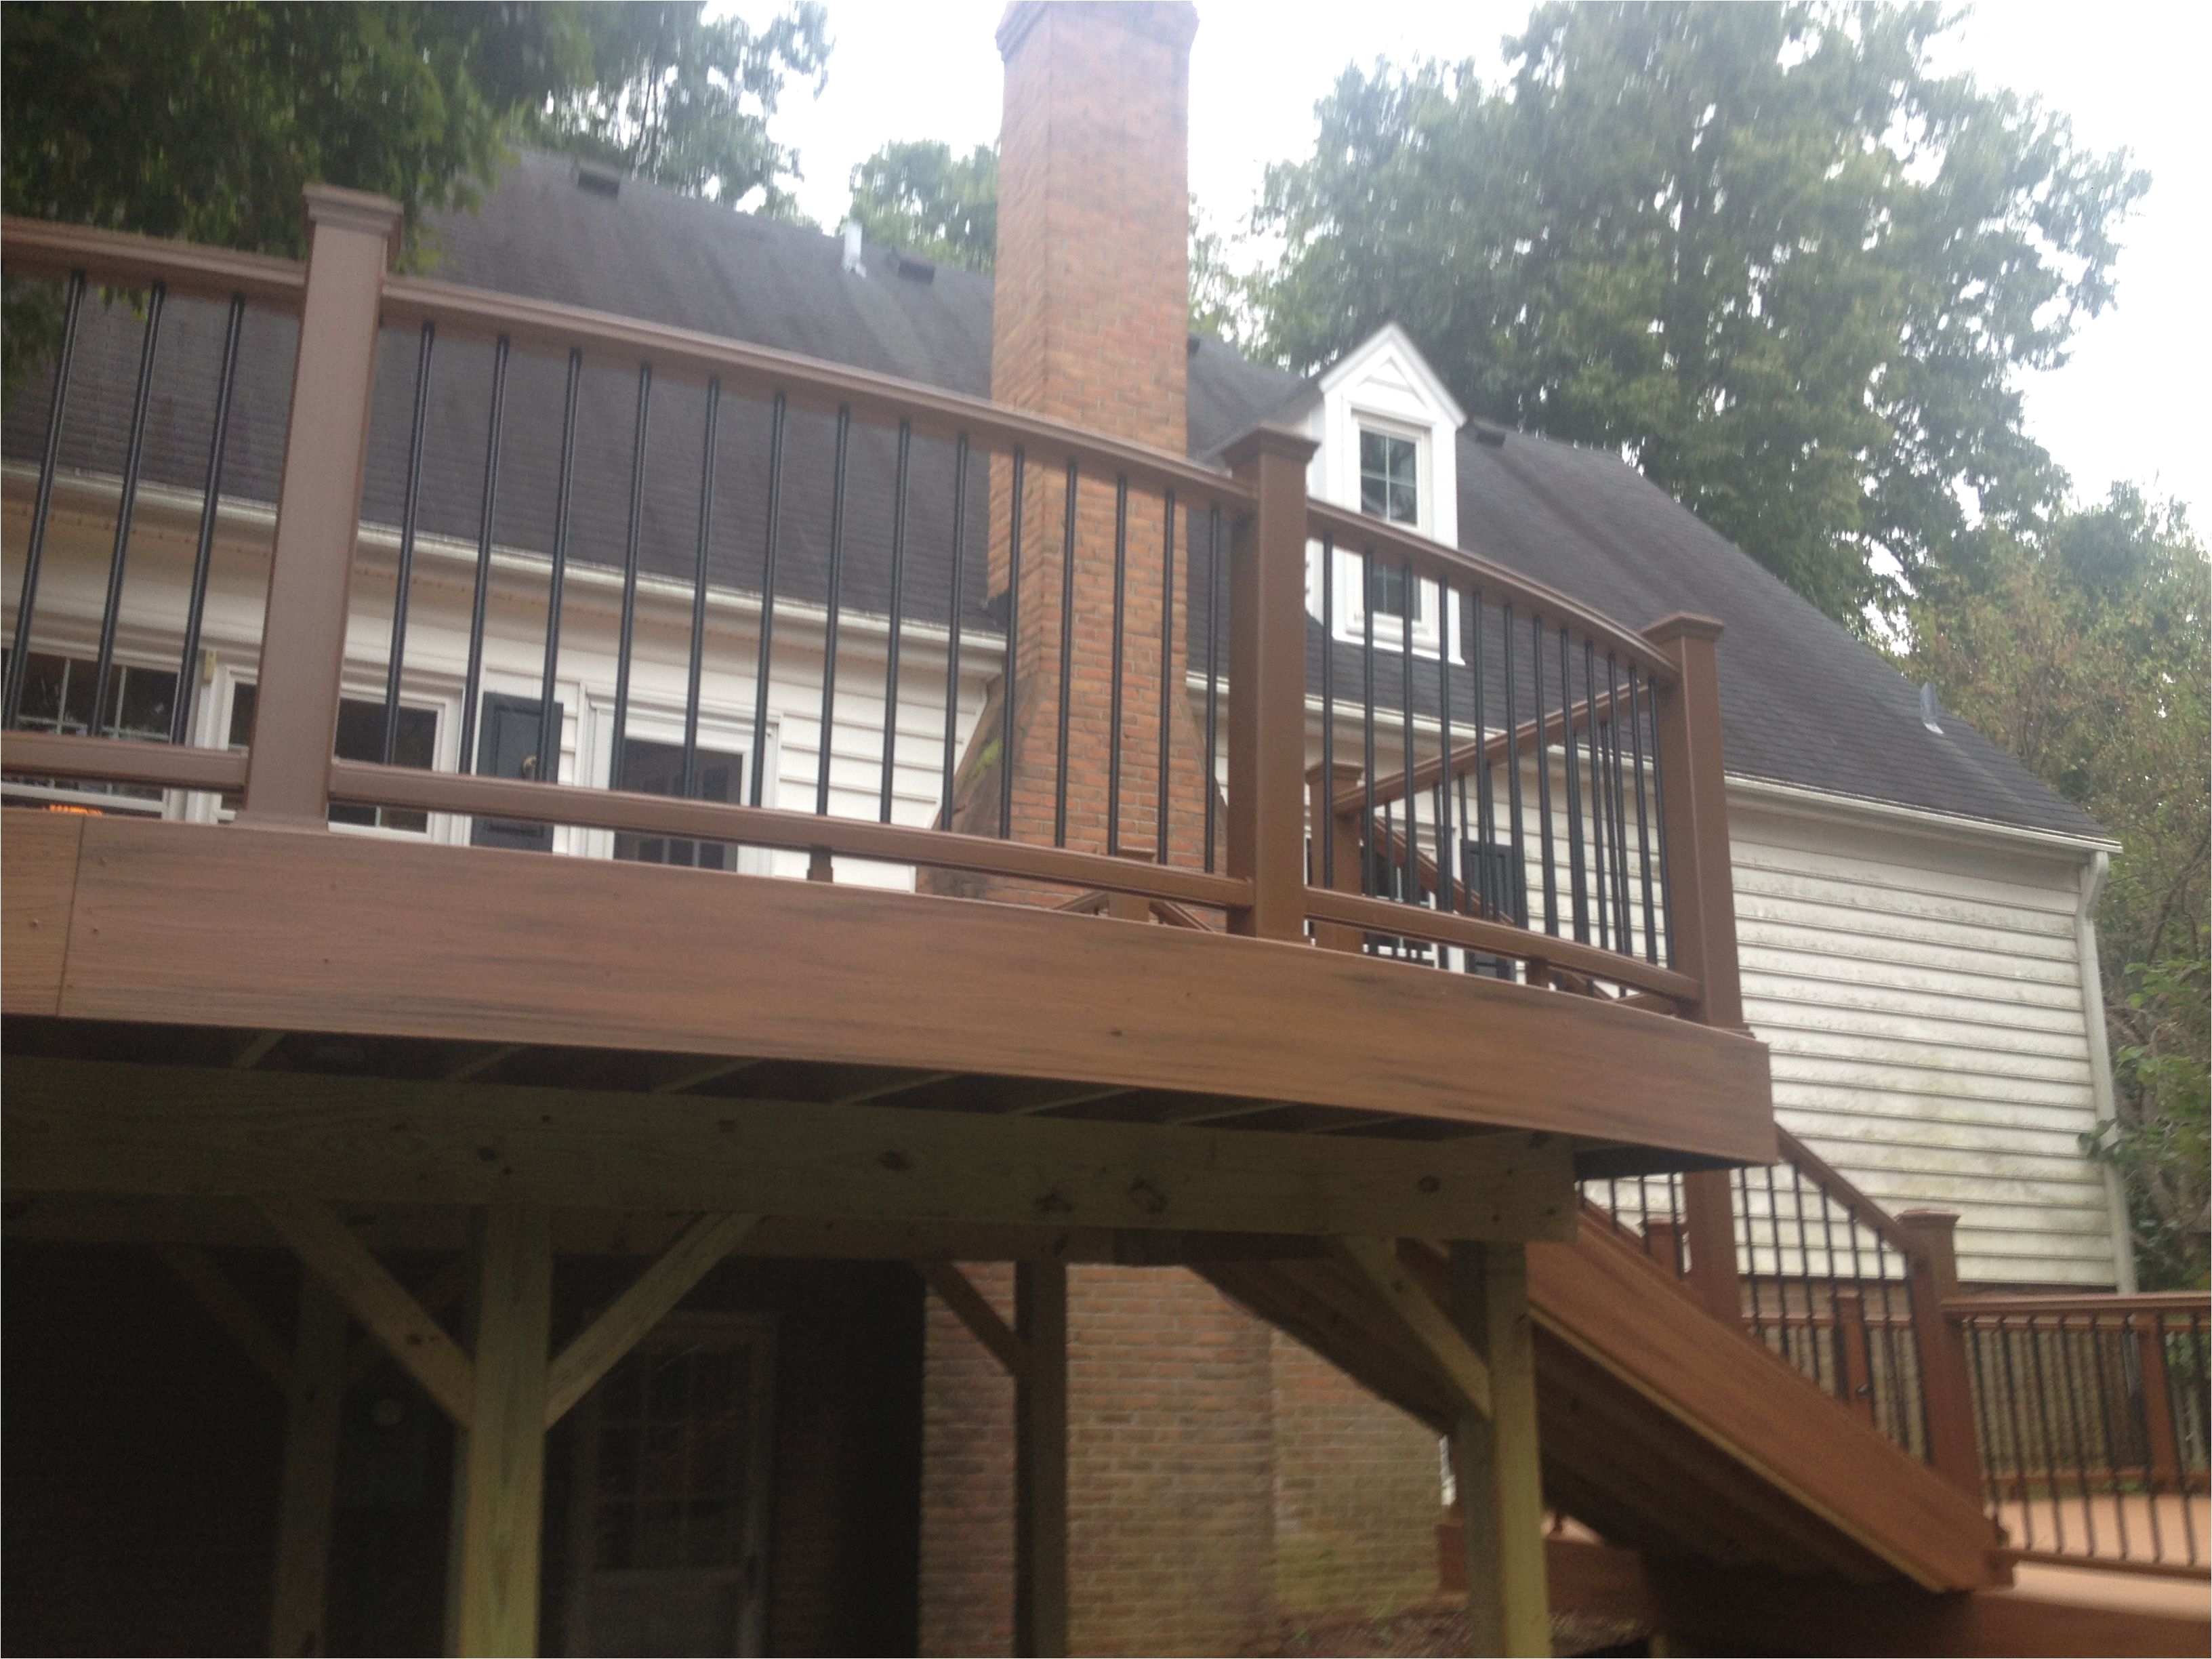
xmin=575 ymin=687 xmax=777 ymax=876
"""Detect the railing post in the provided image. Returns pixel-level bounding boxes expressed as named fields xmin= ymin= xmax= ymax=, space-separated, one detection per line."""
xmin=237 ymin=186 xmax=402 ymax=830
xmin=1834 ymin=1288 xmax=1877 ymax=1423
xmin=2134 ymin=1317 xmax=2184 ymax=1500
xmin=1898 ymin=1208 xmax=1987 ymax=1502
xmin=1222 ymin=427 xmax=1319 ymax=942
xmin=1646 ymin=614 xmax=1748 ymax=1328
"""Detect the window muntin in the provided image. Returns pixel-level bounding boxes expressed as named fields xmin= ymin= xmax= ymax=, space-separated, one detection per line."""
xmin=226 ymin=682 xmax=436 ymax=832
xmin=1 ymin=650 xmax=176 ymax=810
xmin=612 ymin=737 xmax=743 ymax=871
xmin=1359 ymin=428 xmax=1419 ymax=525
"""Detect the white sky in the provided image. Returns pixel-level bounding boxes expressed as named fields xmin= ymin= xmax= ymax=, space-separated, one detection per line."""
xmin=758 ymin=1 xmax=2210 ymax=525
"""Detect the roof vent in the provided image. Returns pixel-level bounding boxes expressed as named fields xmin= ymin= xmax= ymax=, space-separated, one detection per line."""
xmin=890 ymin=251 xmax=935 ymax=284
xmin=1920 ymin=682 xmax=1944 ymax=735
xmin=841 ymin=220 xmax=867 ymax=278
xmin=1472 ymin=422 xmax=1508 ymax=448
xmin=575 ymin=163 xmax=622 ymax=198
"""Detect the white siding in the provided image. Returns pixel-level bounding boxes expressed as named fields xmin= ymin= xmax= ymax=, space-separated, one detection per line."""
xmin=1728 ymin=798 xmax=2126 ymax=1287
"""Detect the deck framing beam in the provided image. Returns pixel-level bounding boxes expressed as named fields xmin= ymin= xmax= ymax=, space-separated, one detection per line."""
xmin=267 ymin=1280 xmax=348 ymax=1659
xmin=1013 ymin=1260 xmax=1069 ymax=1658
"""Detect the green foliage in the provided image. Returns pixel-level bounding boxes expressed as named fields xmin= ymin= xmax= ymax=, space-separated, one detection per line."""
xmin=1910 ymin=489 xmax=2210 ymax=1286
xmin=846 ymin=140 xmax=998 ymax=272
xmin=525 ymin=2 xmax=827 ymax=217
xmin=1189 ymin=199 xmax=1263 ymax=350
xmin=1252 ymin=3 xmax=2148 ymax=631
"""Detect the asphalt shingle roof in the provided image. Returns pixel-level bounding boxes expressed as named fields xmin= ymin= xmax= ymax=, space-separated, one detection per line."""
xmin=4 ymin=150 xmax=2099 ymax=839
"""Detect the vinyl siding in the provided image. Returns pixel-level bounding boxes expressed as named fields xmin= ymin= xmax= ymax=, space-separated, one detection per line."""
xmin=1728 ymin=799 xmax=2123 ymax=1287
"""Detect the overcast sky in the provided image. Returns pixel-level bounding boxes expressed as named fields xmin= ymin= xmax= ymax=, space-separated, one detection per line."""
xmin=758 ymin=1 xmax=2209 ymax=527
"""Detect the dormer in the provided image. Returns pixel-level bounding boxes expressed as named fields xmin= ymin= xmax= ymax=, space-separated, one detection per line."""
xmin=1292 ymin=323 xmax=1468 ymax=654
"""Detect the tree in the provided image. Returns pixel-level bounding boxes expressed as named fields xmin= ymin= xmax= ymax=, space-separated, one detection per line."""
xmin=845 ymin=140 xmax=998 ymax=271
xmin=1252 ymin=4 xmax=2148 ymax=630
xmin=526 ymin=2 xmax=827 ymax=217
xmin=1910 ymin=489 xmax=2210 ymax=1286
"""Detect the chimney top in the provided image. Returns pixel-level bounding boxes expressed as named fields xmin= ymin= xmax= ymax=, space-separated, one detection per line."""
xmin=997 ymin=1 xmax=1197 ymax=59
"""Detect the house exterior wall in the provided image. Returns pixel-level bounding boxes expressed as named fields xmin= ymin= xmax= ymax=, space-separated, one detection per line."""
xmin=1728 ymin=787 xmax=2131 ymax=1288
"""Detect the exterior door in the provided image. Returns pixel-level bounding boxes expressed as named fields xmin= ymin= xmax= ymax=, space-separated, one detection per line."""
xmin=470 ymin=692 xmax=562 ymax=853
xmin=563 ymin=1313 xmax=776 ymax=1658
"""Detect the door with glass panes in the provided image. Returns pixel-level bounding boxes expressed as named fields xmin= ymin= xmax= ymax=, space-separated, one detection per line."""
xmin=562 ymin=1314 xmax=775 ymax=1658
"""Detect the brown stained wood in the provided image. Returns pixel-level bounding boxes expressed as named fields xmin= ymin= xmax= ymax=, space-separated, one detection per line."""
xmin=1680 ymin=1169 xmax=1745 ymax=1327
xmin=156 ymin=1244 xmax=292 ymax=1391
xmin=1643 ymin=617 xmax=1746 ymax=1033
xmin=1303 ymin=886 xmax=1700 ymax=1004
xmin=449 ymin=1206 xmax=553 ymax=1659
xmin=1332 ymin=1235 xmax=1495 ymax=1419
xmin=1520 ymin=1221 xmax=2003 ymax=1591
xmin=7 ymin=1057 xmax=1578 ymax=1242
xmin=237 ymin=188 xmax=400 ymax=832
xmin=1 ymin=730 xmax=249 ymax=794
xmin=255 ymin=1195 xmax=474 ymax=1427
xmin=1334 ymin=683 xmax=1643 ymax=819
xmin=267 ymin=1282 xmax=347 ymax=1658
xmin=1894 ymin=1210 xmax=1984 ymax=1502
xmin=54 ymin=817 xmax=1775 ymax=1164
xmin=543 ymin=1212 xmax=760 ymax=1427
xmin=1 ymin=213 xmax=308 ymax=308
xmin=376 ymin=274 xmax=1253 ymax=518
xmin=919 ymin=1261 xmax=1028 ymax=1382
xmin=1014 ymin=1259 xmax=1069 ymax=1659
xmin=1 ymin=809 xmax=80 ymax=1016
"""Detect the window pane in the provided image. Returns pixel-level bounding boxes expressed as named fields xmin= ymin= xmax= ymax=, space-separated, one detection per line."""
xmin=228 ymin=684 xmax=432 ymax=831
xmin=117 ymin=665 xmax=177 ymax=741
xmin=18 ymin=653 xmax=67 ymax=729
xmin=614 ymin=737 xmax=743 ymax=871
xmin=1357 ymin=428 xmax=1420 ymax=529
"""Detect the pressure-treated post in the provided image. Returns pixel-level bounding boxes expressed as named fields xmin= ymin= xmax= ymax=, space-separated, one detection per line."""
xmin=1898 ymin=1209 xmax=1988 ymax=1502
xmin=1013 ymin=1259 xmax=1069 ymax=1657
xmin=237 ymin=186 xmax=401 ymax=830
xmin=268 ymin=1282 xmax=348 ymax=1657
xmin=1645 ymin=614 xmax=1748 ymax=1328
xmin=447 ymin=1206 xmax=554 ymax=1658
xmin=1223 ymin=427 xmax=1320 ymax=942
xmin=1450 ymin=1242 xmax=1551 ymax=1658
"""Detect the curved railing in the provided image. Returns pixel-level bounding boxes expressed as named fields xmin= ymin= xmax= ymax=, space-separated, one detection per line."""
xmin=0 ymin=197 xmax=1738 ymax=1025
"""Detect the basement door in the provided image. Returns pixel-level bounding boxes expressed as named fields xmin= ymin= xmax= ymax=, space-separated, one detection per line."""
xmin=562 ymin=1313 xmax=776 ymax=1657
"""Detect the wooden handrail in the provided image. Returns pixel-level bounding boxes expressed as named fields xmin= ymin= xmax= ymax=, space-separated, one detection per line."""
xmin=1307 ymin=499 xmax=1677 ymax=686
xmin=1773 ymin=1128 xmax=1927 ymax=1260
xmin=0 ymin=216 xmax=309 ymax=310
xmin=1 ymin=730 xmax=247 ymax=793
xmin=1944 ymin=1291 xmax=2210 ymax=1319
xmin=326 ymin=759 xmax=1251 ymax=910
xmin=381 ymin=275 xmax=1254 ymax=517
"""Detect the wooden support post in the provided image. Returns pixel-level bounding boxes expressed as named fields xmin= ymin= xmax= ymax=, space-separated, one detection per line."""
xmin=1223 ymin=426 xmax=1320 ymax=942
xmin=1897 ymin=1210 xmax=1986 ymax=1502
xmin=918 ymin=1261 xmax=1029 ymax=1382
xmin=1641 ymin=1216 xmax=1687 ymax=1281
xmin=1307 ymin=760 xmax=1367 ymax=954
xmin=1680 ymin=1170 xmax=1744 ymax=1328
xmin=1833 ymin=1288 xmax=1877 ymax=1424
xmin=237 ymin=186 xmax=401 ymax=831
xmin=1451 ymin=1242 xmax=1551 ymax=1658
xmin=448 ymin=1206 xmax=553 ymax=1659
xmin=268 ymin=1282 xmax=348 ymax=1658
xmin=1013 ymin=1259 xmax=1069 ymax=1658
xmin=2135 ymin=1321 xmax=2184 ymax=1499
xmin=1641 ymin=614 xmax=1744 ymax=1034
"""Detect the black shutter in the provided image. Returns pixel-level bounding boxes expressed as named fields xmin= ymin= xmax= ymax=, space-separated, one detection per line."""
xmin=470 ymin=691 xmax=562 ymax=853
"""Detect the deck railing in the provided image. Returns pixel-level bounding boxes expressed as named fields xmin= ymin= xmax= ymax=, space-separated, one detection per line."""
xmin=1 ymin=191 xmax=1736 ymax=1021
xmin=1582 ymin=1136 xmax=2212 ymax=1577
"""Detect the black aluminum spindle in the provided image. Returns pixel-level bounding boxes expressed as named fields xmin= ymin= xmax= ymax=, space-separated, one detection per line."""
xmin=1606 ymin=653 xmax=1635 ymax=949
xmin=1586 ymin=642 xmax=1615 ymax=950
xmin=1501 ymin=605 xmax=1525 ymax=962
xmin=1400 ymin=558 xmax=1418 ymax=916
xmin=457 ymin=336 xmax=510 ymax=775
xmin=2179 ymin=1315 xmax=2204 ymax=1563
xmin=1155 ymin=491 xmax=1175 ymax=866
xmin=2055 ymin=1316 xmax=2100 ymax=1555
xmin=2125 ymin=1314 xmax=2170 ymax=1562
xmin=2022 ymin=1315 xmax=2070 ymax=1553
xmin=1471 ymin=592 xmax=1494 ymax=902
xmin=1816 ymin=1182 xmax=1846 ymax=1393
xmin=880 ymin=420 xmax=913 ymax=823
xmin=1559 ymin=626 xmax=1588 ymax=945
xmin=1764 ymin=1168 xmax=1790 ymax=1364
xmin=5 ymin=268 xmax=87 ymax=730
xmin=1736 ymin=1168 xmax=1765 ymax=1346
xmin=1320 ymin=535 xmax=1337 ymax=886
xmin=381 ymin=321 xmax=435 ymax=766
xmin=1052 ymin=459 xmax=1078 ymax=847
xmin=609 ymin=363 xmax=653 ymax=791
xmin=682 ymin=377 xmax=720 ymax=798
xmin=1872 ymin=1237 xmax=1903 ymax=1448
xmin=1107 ymin=473 xmax=1128 ymax=856
xmin=750 ymin=392 xmax=787 ymax=808
xmin=1436 ymin=591 xmax=1457 ymax=922
xmin=1994 ymin=1320 xmax=2040 ymax=1548
xmin=1791 ymin=1163 xmax=1819 ymax=1382
xmin=1965 ymin=1321 xmax=2009 ymax=1528
xmin=2081 ymin=1315 xmax=2129 ymax=1559
xmin=1531 ymin=615 xmax=1558 ymax=937
xmin=999 ymin=449 xmax=1026 ymax=841
xmin=533 ymin=350 xmax=582 ymax=787
xmin=1203 ymin=507 xmax=1222 ymax=872
xmin=88 ymin=281 xmax=166 ymax=739
xmin=940 ymin=434 xmax=970 ymax=819
xmin=815 ymin=405 xmax=851 ymax=818
xmin=1380 ymin=797 xmax=1394 ymax=917
xmin=172 ymin=293 xmax=245 ymax=745
xmin=1628 ymin=668 xmax=1659 ymax=964
xmin=1361 ymin=552 xmax=1378 ymax=901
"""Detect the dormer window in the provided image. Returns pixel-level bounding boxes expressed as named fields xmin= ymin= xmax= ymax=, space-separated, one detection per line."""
xmin=1360 ymin=429 xmax=1419 ymax=526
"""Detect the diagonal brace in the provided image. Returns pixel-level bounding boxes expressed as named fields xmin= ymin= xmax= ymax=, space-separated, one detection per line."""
xmin=1332 ymin=1234 xmax=1494 ymax=1420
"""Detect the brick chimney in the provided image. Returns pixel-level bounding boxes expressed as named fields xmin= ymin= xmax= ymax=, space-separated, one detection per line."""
xmin=940 ymin=1 xmax=1211 ymax=886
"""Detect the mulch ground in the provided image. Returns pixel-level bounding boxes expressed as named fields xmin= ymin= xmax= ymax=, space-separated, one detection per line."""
xmin=1271 ymin=1601 xmax=1651 ymax=1657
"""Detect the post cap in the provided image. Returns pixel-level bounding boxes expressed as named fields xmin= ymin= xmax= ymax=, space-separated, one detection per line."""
xmin=302 ymin=184 xmax=404 ymax=264
xmin=1897 ymin=1208 xmax=1962 ymax=1231
xmin=1220 ymin=423 xmax=1319 ymax=472
xmin=1643 ymin=612 xmax=1725 ymax=646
